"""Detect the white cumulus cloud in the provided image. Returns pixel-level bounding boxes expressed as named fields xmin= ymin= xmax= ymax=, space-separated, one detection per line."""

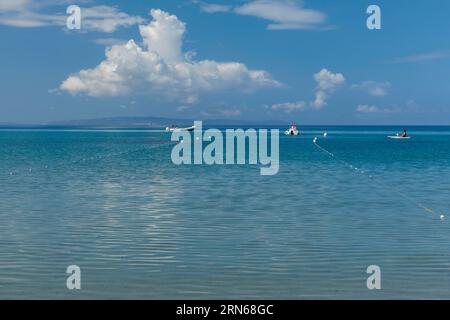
xmin=59 ymin=9 xmax=281 ymax=101
xmin=312 ymin=68 xmax=345 ymax=109
xmin=271 ymin=68 xmax=344 ymax=113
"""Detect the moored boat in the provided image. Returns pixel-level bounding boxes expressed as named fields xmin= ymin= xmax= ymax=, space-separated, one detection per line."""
xmin=166 ymin=125 xmax=196 ymax=132
xmin=285 ymin=124 xmax=299 ymax=136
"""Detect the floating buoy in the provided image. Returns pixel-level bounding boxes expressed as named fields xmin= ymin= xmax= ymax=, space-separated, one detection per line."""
xmin=313 ymin=137 xmax=445 ymax=222
xmin=324 ymin=132 xmax=328 ymax=137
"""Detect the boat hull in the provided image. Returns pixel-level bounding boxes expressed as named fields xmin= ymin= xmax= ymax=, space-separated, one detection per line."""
xmin=387 ymin=136 xmax=410 ymax=139
xmin=166 ymin=126 xmax=195 ymax=132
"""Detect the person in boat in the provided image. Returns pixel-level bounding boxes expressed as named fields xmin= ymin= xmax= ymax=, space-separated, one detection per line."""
xmin=401 ymin=130 xmax=408 ymax=137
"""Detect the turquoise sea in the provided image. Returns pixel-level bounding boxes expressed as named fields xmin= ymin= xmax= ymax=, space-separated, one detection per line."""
xmin=0 ymin=126 xmax=449 ymax=299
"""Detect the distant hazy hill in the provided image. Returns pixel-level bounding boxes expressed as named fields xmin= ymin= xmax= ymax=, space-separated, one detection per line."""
xmin=48 ymin=116 xmax=192 ymax=128
xmin=45 ymin=116 xmax=287 ymax=128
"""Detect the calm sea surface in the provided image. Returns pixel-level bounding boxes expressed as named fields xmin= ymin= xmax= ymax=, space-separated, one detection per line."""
xmin=0 ymin=126 xmax=449 ymax=299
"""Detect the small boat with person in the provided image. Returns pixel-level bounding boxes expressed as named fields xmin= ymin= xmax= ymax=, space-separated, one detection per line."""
xmin=387 ymin=130 xmax=410 ymax=139
xmin=285 ymin=124 xmax=299 ymax=136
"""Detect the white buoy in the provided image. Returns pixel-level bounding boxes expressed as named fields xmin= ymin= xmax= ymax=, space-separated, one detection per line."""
xmin=324 ymin=132 xmax=328 ymax=137
xmin=440 ymin=214 xmax=445 ymax=222
xmin=313 ymin=137 xmax=317 ymax=143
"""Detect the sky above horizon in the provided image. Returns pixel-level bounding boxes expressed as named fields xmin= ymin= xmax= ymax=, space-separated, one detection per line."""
xmin=1 ymin=0 xmax=450 ymax=125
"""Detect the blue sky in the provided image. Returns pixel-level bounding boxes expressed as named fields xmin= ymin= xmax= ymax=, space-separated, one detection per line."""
xmin=1 ymin=0 xmax=450 ymax=124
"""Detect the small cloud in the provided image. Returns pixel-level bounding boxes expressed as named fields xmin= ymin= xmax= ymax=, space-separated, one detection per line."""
xmin=200 ymin=3 xmax=232 ymax=13
xmin=311 ymin=68 xmax=345 ymax=109
xmin=356 ymin=104 xmax=379 ymax=113
xmin=0 ymin=3 xmax=144 ymax=33
xmin=234 ymin=0 xmax=327 ymax=30
xmin=196 ymin=0 xmax=328 ymax=30
xmin=356 ymin=104 xmax=398 ymax=113
xmin=271 ymin=101 xmax=306 ymax=112
xmin=388 ymin=50 xmax=450 ymax=64
xmin=197 ymin=107 xmax=242 ymax=117
xmin=352 ymin=81 xmax=391 ymax=97
xmin=271 ymin=68 xmax=345 ymax=113
xmin=81 ymin=6 xmax=145 ymax=33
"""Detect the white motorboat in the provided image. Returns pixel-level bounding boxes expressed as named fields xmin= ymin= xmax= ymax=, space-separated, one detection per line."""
xmin=165 ymin=125 xmax=196 ymax=132
xmin=285 ymin=124 xmax=299 ymax=136
xmin=387 ymin=130 xmax=410 ymax=140
xmin=387 ymin=135 xmax=410 ymax=140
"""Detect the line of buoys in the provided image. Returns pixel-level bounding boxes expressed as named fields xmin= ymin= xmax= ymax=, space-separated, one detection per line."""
xmin=313 ymin=136 xmax=445 ymax=222
xmin=6 ymin=166 xmax=44 ymax=176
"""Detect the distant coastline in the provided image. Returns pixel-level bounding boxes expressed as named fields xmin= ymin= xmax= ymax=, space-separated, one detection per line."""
xmin=0 ymin=116 xmax=449 ymax=130
xmin=0 ymin=116 xmax=288 ymax=129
